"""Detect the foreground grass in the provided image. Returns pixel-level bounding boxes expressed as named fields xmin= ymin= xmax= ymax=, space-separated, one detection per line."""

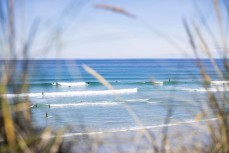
xmin=0 ymin=0 xmax=229 ymax=152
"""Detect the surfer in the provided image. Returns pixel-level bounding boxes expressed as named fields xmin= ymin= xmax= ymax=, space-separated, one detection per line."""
xmin=53 ymin=82 xmax=58 ymax=86
xmin=42 ymin=92 xmax=44 ymax=96
xmin=49 ymin=104 xmax=50 ymax=108
xmin=46 ymin=112 xmax=48 ymax=118
xmin=35 ymin=104 xmax=37 ymax=108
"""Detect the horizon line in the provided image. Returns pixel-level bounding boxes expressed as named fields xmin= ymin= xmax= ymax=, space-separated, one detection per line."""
xmin=0 ymin=58 xmax=226 ymax=60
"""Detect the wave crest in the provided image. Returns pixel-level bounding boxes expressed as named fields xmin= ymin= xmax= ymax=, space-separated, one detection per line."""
xmin=4 ymin=88 xmax=138 ymax=98
xmin=50 ymin=102 xmax=119 ymax=107
xmin=180 ymin=87 xmax=229 ymax=92
xmin=51 ymin=82 xmax=88 ymax=87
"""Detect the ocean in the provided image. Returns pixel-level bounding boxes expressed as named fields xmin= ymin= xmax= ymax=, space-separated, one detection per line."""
xmin=2 ymin=59 xmax=227 ymax=133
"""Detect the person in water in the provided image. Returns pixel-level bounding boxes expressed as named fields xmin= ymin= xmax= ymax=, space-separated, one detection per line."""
xmin=42 ymin=92 xmax=44 ymax=95
xmin=49 ymin=104 xmax=50 ymax=108
xmin=46 ymin=112 xmax=48 ymax=118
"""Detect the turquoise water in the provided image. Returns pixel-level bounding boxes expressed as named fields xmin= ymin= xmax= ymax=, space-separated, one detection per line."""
xmin=2 ymin=59 xmax=227 ymax=132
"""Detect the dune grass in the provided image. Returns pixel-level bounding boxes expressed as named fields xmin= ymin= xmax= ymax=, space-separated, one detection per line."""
xmin=0 ymin=0 xmax=229 ymax=152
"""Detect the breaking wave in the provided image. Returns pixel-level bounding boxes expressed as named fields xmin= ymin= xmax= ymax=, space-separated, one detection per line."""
xmin=51 ymin=82 xmax=88 ymax=87
xmin=3 ymin=88 xmax=138 ymax=98
xmin=45 ymin=102 xmax=119 ymax=108
xmin=179 ymin=87 xmax=229 ymax=92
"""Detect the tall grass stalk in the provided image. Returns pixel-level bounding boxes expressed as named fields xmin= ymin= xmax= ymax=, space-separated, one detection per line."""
xmin=0 ymin=0 xmax=229 ymax=153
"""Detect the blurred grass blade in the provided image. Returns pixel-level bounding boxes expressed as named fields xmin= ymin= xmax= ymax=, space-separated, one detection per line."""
xmin=8 ymin=0 xmax=16 ymax=59
xmin=95 ymin=4 xmax=136 ymax=19
xmin=18 ymin=134 xmax=32 ymax=153
xmin=214 ymin=0 xmax=224 ymax=39
xmin=183 ymin=19 xmax=198 ymax=56
xmin=83 ymin=64 xmax=156 ymax=147
xmin=50 ymin=131 xmax=63 ymax=153
xmin=0 ymin=73 xmax=16 ymax=145
xmin=83 ymin=64 xmax=113 ymax=90
xmin=194 ymin=23 xmax=223 ymax=78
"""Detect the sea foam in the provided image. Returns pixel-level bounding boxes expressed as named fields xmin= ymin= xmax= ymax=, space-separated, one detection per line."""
xmin=180 ymin=87 xmax=229 ymax=92
xmin=3 ymin=88 xmax=138 ymax=98
xmin=51 ymin=82 xmax=88 ymax=87
xmin=50 ymin=102 xmax=119 ymax=107
xmin=211 ymin=80 xmax=229 ymax=85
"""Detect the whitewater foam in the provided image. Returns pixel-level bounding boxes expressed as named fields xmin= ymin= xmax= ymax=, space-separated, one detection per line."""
xmin=151 ymin=81 xmax=164 ymax=85
xmin=124 ymin=98 xmax=148 ymax=102
xmin=61 ymin=118 xmax=217 ymax=137
xmin=3 ymin=88 xmax=138 ymax=98
xmin=211 ymin=81 xmax=229 ymax=90
xmin=211 ymin=80 xmax=229 ymax=85
xmin=50 ymin=102 xmax=120 ymax=108
xmin=51 ymin=82 xmax=88 ymax=87
xmin=148 ymin=102 xmax=159 ymax=104
xmin=180 ymin=87 xmax=229 ymax=92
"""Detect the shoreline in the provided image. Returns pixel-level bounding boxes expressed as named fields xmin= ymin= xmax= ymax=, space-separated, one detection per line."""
xmin=60 ymin=117 xmax=217 ymax=137
xmin=58 ymin=117 xmax=219 ymax=153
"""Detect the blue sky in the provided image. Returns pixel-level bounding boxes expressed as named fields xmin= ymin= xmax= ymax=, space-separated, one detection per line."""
xmin=2 ymin=0 xmax=228 ymax=59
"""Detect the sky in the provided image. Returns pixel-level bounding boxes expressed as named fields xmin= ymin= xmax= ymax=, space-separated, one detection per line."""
xmin=1 ymin=0 xmax=228 ymax=59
